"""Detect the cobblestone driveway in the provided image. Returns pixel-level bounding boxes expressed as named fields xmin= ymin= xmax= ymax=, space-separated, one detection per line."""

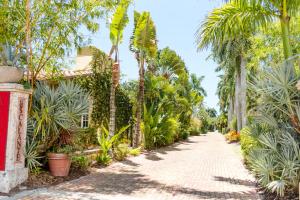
xmin=11 ymin=132 xmax=260 ymax=200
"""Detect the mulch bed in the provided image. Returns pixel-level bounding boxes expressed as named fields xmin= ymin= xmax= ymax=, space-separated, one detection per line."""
xmin=259 ymin=188 xmax=298 ymax=200
xmin=1 ymin=167 xmax=90 ymax=197
xmin=24 ymin=167 xmax=90 ymax=189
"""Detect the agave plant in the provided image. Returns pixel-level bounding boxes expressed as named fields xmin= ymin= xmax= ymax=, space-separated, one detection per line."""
xmin=30 ymin=81 xmax=89 ymax=153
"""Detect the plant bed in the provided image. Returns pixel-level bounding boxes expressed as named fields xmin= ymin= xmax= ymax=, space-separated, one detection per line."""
xmin=1 ymin=167 xmax=90 ymax=197
xmin=24 ymin=167 xmax=90 ymax=189
xmin=258 ymin=187 xmax=298 ymax=200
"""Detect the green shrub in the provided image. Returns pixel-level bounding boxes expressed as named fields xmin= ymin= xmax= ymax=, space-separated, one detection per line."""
xmin=96 ymin=125 xmax=129 ymax=165
xmin=189 ymin=117 xmax=201 ymax=135
xmin=129 ymin=147 xmax=141 ymax=156
xmin=114 ymin=143 xmax=130 ymax=161
xmin=180 ymin=130 xmax=190 ymax=140
xmin=248 ymin=130 xmax=300 ymax=197
xmin=72 ymin=155 xmax=91 ymax=170
xmin=74 ymin=128 xmax=98 ymax=149
xmin=96 ymin=153 xmax=112 ymax=166
xmin=240 ymin=127 xmax=259 ymax=158
xmin=143 ymin=103 xmax=179 ymax=149
xmin=246 ymin=61 xmax=300 ymax=197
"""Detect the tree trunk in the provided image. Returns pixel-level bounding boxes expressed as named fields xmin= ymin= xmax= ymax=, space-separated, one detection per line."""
xmin=235 ymin=64 xmax=242 ymax=132
xmin=279 ymin=0 xmax=292 ymax=59
xmin=228 ymin=96 xmax=234 ymax=129
xmin=109 ymin=84 xmax=116 ymax=138
xmin=134 ymin=55 xmax=145 ymax=147
xmin=240 ymin=54 xmax=247 ymax=129
xmin=25 ymin=0 xmax=31 ymax=81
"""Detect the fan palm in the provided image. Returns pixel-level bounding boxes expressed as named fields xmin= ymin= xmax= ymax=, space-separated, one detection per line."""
xmin=154 ymin=47 xmax=186 ymax=81
xmin=131 ymin=11 xmax=157 ymax=147
xmin=108 ymin=0 xmax=131 ymax=140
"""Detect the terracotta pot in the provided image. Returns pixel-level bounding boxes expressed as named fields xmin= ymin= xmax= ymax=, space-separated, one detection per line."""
xmin=0 ymin=66 xmax=23 ymax=83
xmin=47 ymin=153 xmax=71 ymax=177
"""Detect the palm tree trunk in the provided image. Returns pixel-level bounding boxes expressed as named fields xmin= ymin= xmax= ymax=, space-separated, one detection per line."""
xmin=228 ymin=96 xmax=234 ymax=129
xmin=280 ymin=0 xmax=292 ymax=59
xmin=240 ymin=54 xmax=247 ymax=129
xmin=109 ymin=84 xmax=116 ymax=138
xmin=235 ymin=64 xmax=242 ymax=132
xmin=134 ymin=55 xmax=145 ymax=147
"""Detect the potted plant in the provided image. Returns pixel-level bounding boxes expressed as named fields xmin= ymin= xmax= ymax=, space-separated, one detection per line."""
xmin=30 ymin=81 xmax=89 ymax=177
xmin=0 ymin=45 xmax=24 ymax=83
xmin=0 ymin=4 xmax=25 ymax=83
xmin=48 ymin=145 xmax=74 ymax=177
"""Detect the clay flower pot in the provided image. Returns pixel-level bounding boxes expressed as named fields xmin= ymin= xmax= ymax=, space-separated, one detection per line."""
xmin=0 ymin=66 xmax=23 ymax=83
xmin=47 ymin=153 xmax=71 ymax=177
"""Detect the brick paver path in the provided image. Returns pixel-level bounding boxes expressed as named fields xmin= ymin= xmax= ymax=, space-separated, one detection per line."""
xmin=12 ymin=132 xmax=260 ymax=200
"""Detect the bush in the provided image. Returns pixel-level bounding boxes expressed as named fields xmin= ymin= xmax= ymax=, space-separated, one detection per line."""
xmin=114 ymin=143 xmax=129 ymax=161
xmin=180 ymin=130 xmax=190 ymax=140
xmin=189 ymin=117 xmax=201 ymax=135
xmin=129 ymin=147 xmax=141 ymax=156
xmin=240 ymin=127 xmax=259 ymax=159
xmin=96 ymin=125 xmax=129 ymax=165
xmin=224 ymin=130 xmax=240 ymax=143
xmin=96 ymin=153 xmax=112 ymax=166
xmin=143 ymin=103 xmax=180 ymax=149
xmin=248 ymin=130 xmax=300 ymax=197
xmin=72 ymin=155 xmax=91 ymax=170
xmin=246 ymin=61 xmax=300 ymax=197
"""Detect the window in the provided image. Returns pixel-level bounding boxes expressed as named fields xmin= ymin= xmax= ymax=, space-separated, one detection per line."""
xmin=81 ymin=113 xmax=89 ymax=128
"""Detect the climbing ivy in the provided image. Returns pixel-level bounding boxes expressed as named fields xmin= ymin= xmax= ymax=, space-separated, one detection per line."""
xmin=76 ymin=48 xmax=133 ymax=131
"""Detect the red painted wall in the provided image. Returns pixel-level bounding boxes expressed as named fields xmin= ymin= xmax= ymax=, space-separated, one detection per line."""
xmin=0 ymin=92 xmax=10 ymax=171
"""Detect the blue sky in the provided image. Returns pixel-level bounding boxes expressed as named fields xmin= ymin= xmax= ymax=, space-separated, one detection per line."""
xmin=82 ymin=0 xmax=223 ymax=110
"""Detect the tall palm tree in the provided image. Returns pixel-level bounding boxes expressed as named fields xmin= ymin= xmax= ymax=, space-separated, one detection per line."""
xmin=108 ymin=0 xmax=131 ymax=138
xmin=131 ymin=11 xmax=157 ymax=147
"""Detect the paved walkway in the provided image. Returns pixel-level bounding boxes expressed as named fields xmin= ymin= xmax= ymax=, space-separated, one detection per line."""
xmin=9 ymin=132 xmax=260 ymax=200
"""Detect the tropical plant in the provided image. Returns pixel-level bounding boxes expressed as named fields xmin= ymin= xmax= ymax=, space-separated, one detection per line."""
xmin=196 ymin=5 xmax=252 ymax=131
xmin=72 ymin=155 xmax=91 ymax=170
xmin=96 ymin=125 xmax=129 ymax=165
xmin=229 ymin=0 xmax=300 ymax=59
xmin=130 ymin=11 xmax=158 ymax=147
xmin=30 ymin=81 xmax=89 ymax=153
xmin=248 ymin=129 xmax=300 ymax=196
xmin=143 ymin=102 xmax=180 ymax=149
xmin=24 ymin=139 xmax=42 ymax=171
xmin=245 ymin=58 xmax=300 ymax=196
xmin=153 ymin=47 xmax=186 ymax=80
xmin=113 ymin=143 xmax=130 ymax=161
xmin=108 ymin=0 xmax=131 ymax=140
xmin=129 ymin=147 xmax=141 ymax=156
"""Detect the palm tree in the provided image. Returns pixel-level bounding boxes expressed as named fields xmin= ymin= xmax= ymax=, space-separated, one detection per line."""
xmin=224 ymin=0 xmax=299 ymax=59
xmin=131 ymin=11 xmax=157 ymax=147
xmin=108 ymin=0 xmax=131 ymax=139
xmin=196 ymin=2 xmax=254 ymax=131
xmin=154 ymin=47 xmax=186 ymax=81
